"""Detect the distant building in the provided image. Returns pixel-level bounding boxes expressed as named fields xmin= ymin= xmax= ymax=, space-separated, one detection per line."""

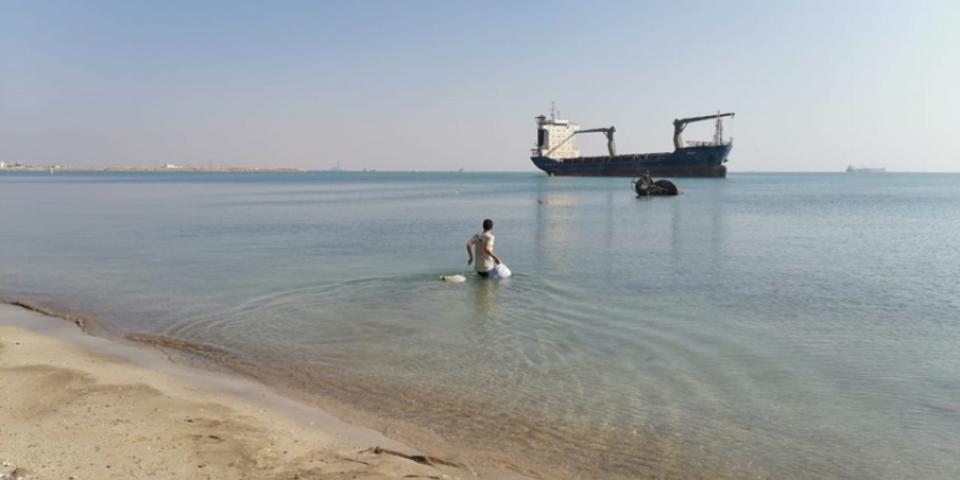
xmin=0 ymin=161 xmax=5 ymax=169
xmin=164 ymin=163 xmax=183 ymax=169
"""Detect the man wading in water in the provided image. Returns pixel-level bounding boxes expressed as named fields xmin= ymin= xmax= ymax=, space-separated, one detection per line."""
xmin=466 ymin=218 xmax=501 ymax=277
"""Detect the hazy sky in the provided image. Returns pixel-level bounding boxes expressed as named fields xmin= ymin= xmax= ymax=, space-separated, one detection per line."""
xmin=2 ymin=1 xmax=958 ymax=171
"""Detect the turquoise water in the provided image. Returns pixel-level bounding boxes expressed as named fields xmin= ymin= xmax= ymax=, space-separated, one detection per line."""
xmin=2 ymin=171 xmax=959 ymax=478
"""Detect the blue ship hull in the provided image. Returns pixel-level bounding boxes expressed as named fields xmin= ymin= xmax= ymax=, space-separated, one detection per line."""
xmin=531 ymin=144 xmax=732 ymax=177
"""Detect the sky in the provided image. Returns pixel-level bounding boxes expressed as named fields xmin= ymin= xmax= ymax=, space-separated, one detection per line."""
xmin=1 ymin=0 xmax=958 ymax=172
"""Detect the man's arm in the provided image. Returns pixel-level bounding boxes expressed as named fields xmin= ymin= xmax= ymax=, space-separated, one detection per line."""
xmin=466 ymin=238 xmax=474 ymax=265
xmin=484 ymin=243 xmax=501 ymax=265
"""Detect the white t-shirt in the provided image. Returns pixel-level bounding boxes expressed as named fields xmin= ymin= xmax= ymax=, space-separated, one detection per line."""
xmin=472 ymin=231 xmax=496 ymax=272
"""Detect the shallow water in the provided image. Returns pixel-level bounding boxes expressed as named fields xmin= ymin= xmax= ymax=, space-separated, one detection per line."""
xmin=2 ymin=171 xmax=959 ymax=478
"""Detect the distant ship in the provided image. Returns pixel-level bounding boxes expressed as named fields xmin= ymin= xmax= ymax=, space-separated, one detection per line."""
xmin=530 ymin=106 xmax=735 ymax=177
xmin=846 ymin=165 xmax=886 ymax=173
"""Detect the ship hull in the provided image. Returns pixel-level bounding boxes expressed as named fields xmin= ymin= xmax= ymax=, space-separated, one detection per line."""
xmin=531 ymin=144 xmax=732 ymax=178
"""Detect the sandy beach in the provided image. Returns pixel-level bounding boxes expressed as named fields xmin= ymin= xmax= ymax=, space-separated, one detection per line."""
xmin=0 ymin=304 xmax=497 ymax=480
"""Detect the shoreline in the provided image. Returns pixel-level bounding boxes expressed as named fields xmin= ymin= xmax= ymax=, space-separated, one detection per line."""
xmin=0 ymin=295 xmax=738 ymax=479
xmin=0 ymin=301 xmax=529 ymax=479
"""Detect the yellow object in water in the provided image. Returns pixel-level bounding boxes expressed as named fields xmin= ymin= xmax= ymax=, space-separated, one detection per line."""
xmin=440 ymin=274 xmax=466 ymax=283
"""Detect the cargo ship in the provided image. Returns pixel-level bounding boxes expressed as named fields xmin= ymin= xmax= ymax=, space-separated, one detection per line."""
xmin=530 ymin=107 xmax=735 ymax=177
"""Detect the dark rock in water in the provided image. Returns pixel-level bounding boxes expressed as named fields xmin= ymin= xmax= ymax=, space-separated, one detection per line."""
xmin=632 ymin=173 xmax=680 ymax=196
xmin=653 ymin=179 xmax=679 ymax=195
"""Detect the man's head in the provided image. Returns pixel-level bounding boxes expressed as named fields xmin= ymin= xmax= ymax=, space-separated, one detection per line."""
xmin=482 ymin=218 xmax=494 ymax=232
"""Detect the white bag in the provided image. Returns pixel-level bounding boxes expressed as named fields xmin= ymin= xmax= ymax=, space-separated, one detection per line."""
xmin=489 ymin=263 xmax=512 ymax=279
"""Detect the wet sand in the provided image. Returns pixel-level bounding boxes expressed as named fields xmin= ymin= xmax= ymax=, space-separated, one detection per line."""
xmin=0 ymin=304 xmax=514 ymax=479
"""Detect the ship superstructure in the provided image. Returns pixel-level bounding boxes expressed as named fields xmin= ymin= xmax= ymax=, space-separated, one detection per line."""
xmin=531 ymin=106 xmax=735 ymax=177
xmin=536 ymin=106 xmax=581 ymax=160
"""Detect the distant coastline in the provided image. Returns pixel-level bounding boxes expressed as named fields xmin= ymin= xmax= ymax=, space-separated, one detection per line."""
xmin=0 ymin=164 xmax=306 ymax=173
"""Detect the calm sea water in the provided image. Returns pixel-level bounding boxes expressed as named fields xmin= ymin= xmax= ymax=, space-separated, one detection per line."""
xmin=2 ymin=171 xmax=958 ymax=478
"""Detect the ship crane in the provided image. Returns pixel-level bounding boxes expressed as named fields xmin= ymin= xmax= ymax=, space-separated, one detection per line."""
xmin=574 ymin=127 xmax=617 ymax=156
xmin=544 ymin=126 xmax=618 ymax=157
xmin=673 ymin=112 xmax=735 ymax=149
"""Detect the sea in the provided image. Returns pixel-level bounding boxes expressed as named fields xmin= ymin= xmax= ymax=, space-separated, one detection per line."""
xmin=1 ymin=171 xmax=958 ymax=479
